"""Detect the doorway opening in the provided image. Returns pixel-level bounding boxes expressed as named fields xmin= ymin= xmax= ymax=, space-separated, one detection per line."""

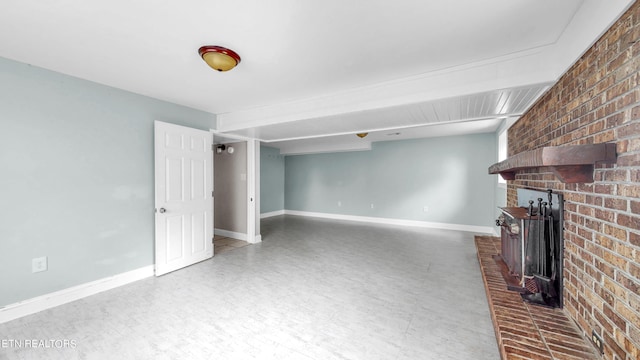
xmin=211 ymin=131 xmax=260 ymax=246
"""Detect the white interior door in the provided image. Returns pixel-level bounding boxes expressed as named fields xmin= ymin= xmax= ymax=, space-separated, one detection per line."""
xmin=154 ymin=121 xmax=213 ymax=276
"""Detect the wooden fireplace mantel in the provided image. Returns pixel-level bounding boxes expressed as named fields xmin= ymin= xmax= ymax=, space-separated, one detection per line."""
xmin=488 ymin=143 xmax=617 ymax=183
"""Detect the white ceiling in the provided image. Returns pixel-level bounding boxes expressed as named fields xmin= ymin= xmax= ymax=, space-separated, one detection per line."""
xmin=0 ymin=0 xmax=633 ymax=154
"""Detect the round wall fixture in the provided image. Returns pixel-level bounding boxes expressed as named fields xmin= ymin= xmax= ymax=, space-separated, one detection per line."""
xmin=216 ymin=144 xmax=235 ymax=154
xmin=198 ymin=46 xmax=241 ymax=72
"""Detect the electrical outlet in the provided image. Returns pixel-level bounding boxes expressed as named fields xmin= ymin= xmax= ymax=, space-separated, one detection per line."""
xmin=32 ymin=256 xmax=48 ymax=273
xmin=423 ymin=206 xmax=429 ymax=212
xmin=370 ymin=203 xmax=374 ymax=209
xmin=591 ymin=330 xmax=604 ymax=354
xmin=338 ymin=201 xmax=342 ymax=207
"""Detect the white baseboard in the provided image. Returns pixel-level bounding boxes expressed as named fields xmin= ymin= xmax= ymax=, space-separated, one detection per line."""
xmin=0 ymin=265 xmax=154 ymax=324
xmin=284 ymin=210 xmax=494 ymax=234
xmin=260 ymin=210 xmax=285 ymax=219
xmin=214 ymin=229 xmax=262 ymax=243
xmin=251 ymin=234 xmax=262 ymax=244
xmin=214 ymin=228 xmax=247 ymax=241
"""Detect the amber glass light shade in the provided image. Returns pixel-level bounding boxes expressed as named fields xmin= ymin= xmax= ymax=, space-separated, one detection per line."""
xmin=356 ymin=133 xmax=368 ymax=138
xmin=198 ymin=46 xmax=241 ymax=72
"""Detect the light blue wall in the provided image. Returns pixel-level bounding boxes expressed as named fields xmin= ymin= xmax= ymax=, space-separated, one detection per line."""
xmin=260 ymin=145 xmax=285 ymax=213
xmin=285 ymin=134 xmax=497 ymax=227
xmin=494 ymin=120 xmax=509 ymax=223
xmin=0 ymin=57 xmax=216 ymax=307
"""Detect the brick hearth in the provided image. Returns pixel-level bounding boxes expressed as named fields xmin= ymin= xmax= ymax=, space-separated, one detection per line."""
xmin=475 ymin=235 xmax=600 ymax=360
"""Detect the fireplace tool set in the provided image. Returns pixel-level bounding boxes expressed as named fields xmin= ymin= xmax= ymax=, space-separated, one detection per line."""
xmin=495 ymin=189 xmax=563 ymax=308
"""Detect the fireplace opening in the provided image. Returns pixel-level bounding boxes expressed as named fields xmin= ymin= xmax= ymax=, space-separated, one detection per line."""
xmin=494 ymin=188 xmax=564 ymax=308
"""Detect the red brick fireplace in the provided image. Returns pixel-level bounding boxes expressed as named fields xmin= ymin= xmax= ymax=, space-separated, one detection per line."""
xmin=496 ymin=2 xmax=640 ymax=359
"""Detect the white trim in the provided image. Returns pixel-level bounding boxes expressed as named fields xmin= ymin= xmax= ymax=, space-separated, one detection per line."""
xmin=214 ymin=228 xmax=247 ymax=241
xmin=246 ymin=140 xmax=257 ymax=244
xmin=261 ymin=210 xmax=285 ymax=218
xmin=284 ymin=210 xmax=494 ymax=234
xmin=254 ymin=143 xmax=261 ymax=244
xmin=210 ymin=129 xmax=256 ymax=142
xmin=278 ymin=141 xmax=371 ymax=156
xmin=0 ymin=265 xmax=154 ymax=324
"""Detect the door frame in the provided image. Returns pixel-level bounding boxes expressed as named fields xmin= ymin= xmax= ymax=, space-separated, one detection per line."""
xmin=211 ymin=130 xmax=261 ymax=243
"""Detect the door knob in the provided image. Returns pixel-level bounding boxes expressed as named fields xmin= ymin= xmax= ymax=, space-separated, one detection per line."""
xmin=159 ymin=208 xmax=166 ymax=213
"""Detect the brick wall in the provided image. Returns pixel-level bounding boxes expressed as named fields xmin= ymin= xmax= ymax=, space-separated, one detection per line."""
xmin=507 ymin=2 xmax=640 ymax=360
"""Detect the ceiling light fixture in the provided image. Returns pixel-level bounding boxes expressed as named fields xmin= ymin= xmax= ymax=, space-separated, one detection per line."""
xmin=198 ymin=46 xmax=241 ymax=72
xmin=356 ymin=133 xmax=368 ymax=138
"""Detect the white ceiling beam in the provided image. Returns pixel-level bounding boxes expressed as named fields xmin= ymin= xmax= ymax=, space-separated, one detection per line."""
xmin=216 ymin=0 xmax=634 ymax=133
xmin=217 ymin=47 xmax=556 ymax=131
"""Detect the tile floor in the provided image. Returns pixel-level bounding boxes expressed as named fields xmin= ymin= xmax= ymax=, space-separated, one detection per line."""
xmin=214 ymin=235 xmax=249 ymax=255
xmin=0 ymin=215 xmax=500 ymax=360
